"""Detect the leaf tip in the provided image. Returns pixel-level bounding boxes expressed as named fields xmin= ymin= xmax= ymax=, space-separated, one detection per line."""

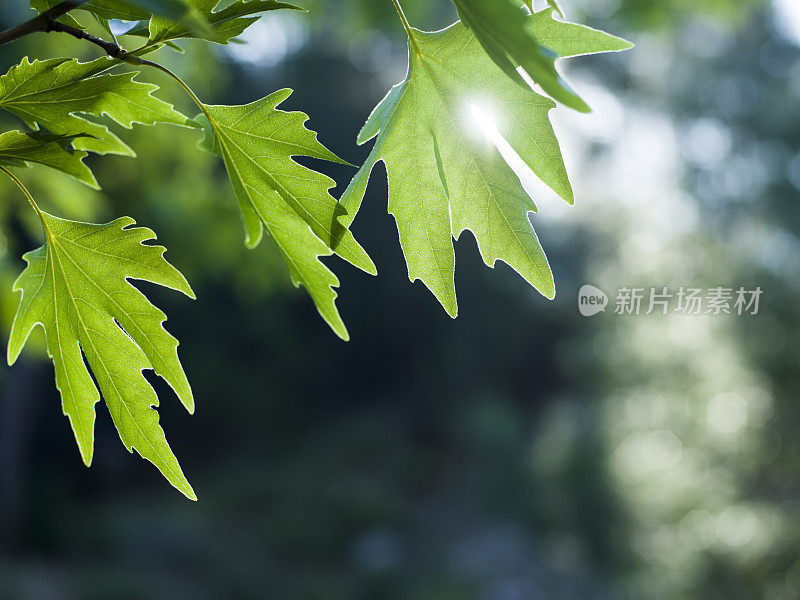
xmin=79 ymin=446 xmax=94 ymax=467
xmin=573 ymin=97 xmax=592 ymax=113
xmin=333 ymin=322 xmax=350 ymax=342
xmin=539 ymin=276 xmax=556 ymax=300
xmin=364 ymin=257 xmax=378 ymax=277
xmin=182 ymin=392 xmax=195 ymax=415
xmin=180 ymin=279 xmax=197 ymax=300
xmin=181 ymin=484 xmax=198 ymax=501
xmin=244 ymin=231 xmax=263 ymax=249
xmin=338 ymin=236 xmax=377 ymax=276
xmin=6 ymin=326 xmax=27 ymax=367
xmin=436 ymin=292 xmax=459 ymax=319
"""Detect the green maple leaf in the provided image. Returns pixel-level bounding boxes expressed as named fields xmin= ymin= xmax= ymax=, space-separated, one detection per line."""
xmin=7 ymin=210 xmax=196 ymax=499
xmin=527 ymin=8 xmax=634 ymax=58
xmin=453 ymin=0 xmax=588 ymax=111
xmin=0 ymin=130 xmax=97 ymax=188
xmin=341 ymin=17 xmax=629 ymax=316
xmin=199 ymin=90 xmax=375 ymax=340
xmin=0 ymin=57 xmax=190 ymax=158
xmin=146 ymin=0 xmax=302 ymax=46
xmin=95 ymin=0 xmax=202 ymax=20
xmin=30 ymin=0 xmax=208 ymax=33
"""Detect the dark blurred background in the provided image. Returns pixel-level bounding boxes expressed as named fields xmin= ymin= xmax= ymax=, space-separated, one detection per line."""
xmin=2 ymin=0 xmax=800 ymax=598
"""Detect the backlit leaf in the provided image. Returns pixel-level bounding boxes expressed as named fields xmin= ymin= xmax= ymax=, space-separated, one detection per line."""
xmin=0 ymin=57 xmax=191 ymax=158
xmin=342 ymin=16 xmax=629 ymax=315
xmin=199 ymin=90 xmax=375 ymax=339
xmin=8 ymin=212 xmax=196 ymax=499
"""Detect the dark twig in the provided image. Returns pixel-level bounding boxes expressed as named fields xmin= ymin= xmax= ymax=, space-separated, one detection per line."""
xmin=0 ymin=0 xmax=92 ymax=47
xmin=45 ymin=20 xmax=124 ymax=57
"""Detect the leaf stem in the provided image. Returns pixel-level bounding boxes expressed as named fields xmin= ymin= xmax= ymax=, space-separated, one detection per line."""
xmin=134 ymin=58 xmax=211 ymax=120
xmin=0 ymin=166 xmax=49 ymax=231
xmin=390 ymin=0 xmax=422 ymax=55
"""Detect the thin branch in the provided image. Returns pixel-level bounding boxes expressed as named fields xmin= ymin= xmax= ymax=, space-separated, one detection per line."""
xmin=0 ymin=0 xmax=91 ymax=47
xmin=45 ymin=20 xmax=124 ymax=57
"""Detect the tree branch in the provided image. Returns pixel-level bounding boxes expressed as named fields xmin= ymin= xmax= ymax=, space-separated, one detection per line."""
xmin=45 ymin=20 xmax=124 ymax=57
xmin=0 ymin=0 xmax=92 ymax=47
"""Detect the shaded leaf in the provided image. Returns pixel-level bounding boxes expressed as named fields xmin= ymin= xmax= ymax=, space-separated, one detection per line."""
xmin=147 ymin=0 xmax=302 ymax=46
xmin=0 ymin=130 xmax=97 ymax=188
xmin=29 ymin=0 xmax=86 ymax=28
xmin=31 ymin=0 xmax=208 ymax=32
